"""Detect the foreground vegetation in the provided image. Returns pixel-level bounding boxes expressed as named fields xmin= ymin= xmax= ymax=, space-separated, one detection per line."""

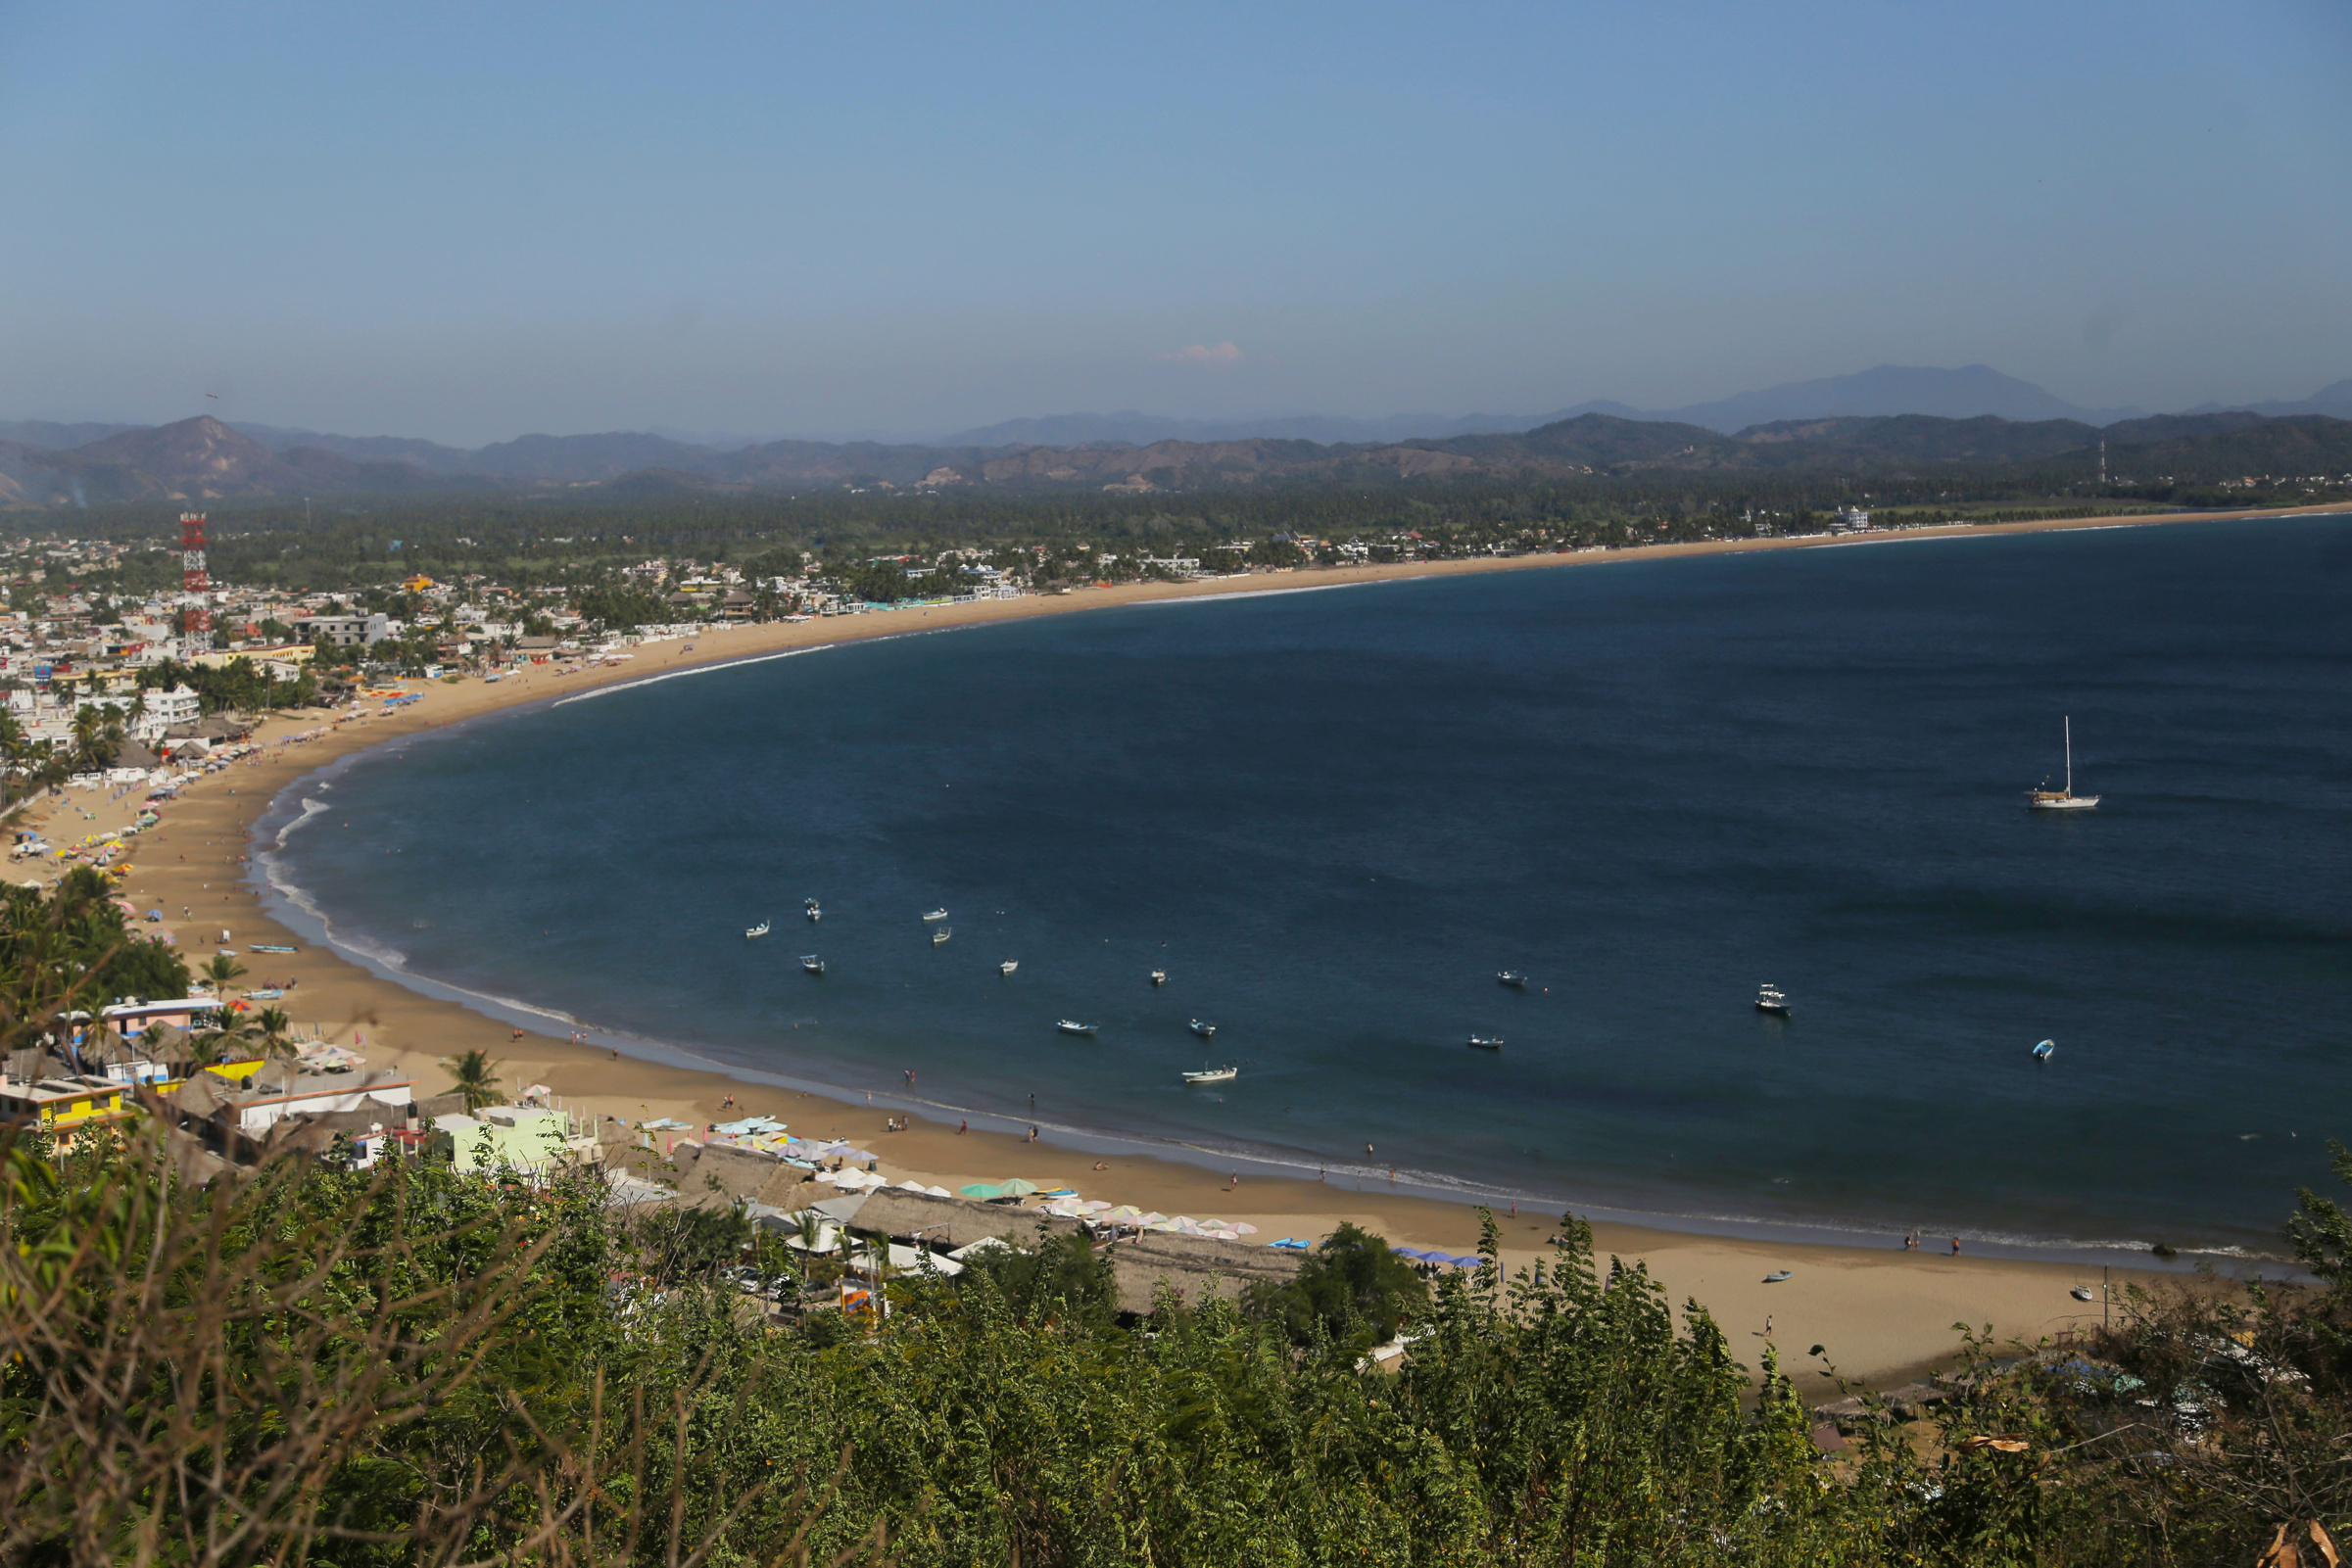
xmin=4 ymin=1115 xmax=2348 ymax=1565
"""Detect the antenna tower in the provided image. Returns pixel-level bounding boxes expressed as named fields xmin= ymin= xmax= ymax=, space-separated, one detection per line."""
xmin=179 ymin=511 xmax=211 ymax=660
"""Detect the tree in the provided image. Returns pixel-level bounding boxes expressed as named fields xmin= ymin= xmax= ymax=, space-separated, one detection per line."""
xmin=439 ymin=1047 xmax=504 ymax=1114
xmin=202 ymin=952 xmax=247 ymax=1000
xmin=252 ymin=1006 xmax=294 ymax=1059
xmin=1244 ymin=1218 xmax=1428 ymax=1345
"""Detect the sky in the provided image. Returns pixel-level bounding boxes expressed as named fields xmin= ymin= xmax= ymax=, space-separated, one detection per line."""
xmin=3 ymin=0 xmax=2349 ymax=446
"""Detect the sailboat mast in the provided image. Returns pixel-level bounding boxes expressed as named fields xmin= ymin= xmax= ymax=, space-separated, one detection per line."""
xmin=2064 ymin=716 xmax=2073 ymax=795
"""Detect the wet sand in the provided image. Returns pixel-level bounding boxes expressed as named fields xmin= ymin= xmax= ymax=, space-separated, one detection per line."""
xmin=29 ymin=504 xmax=2311 ymax=1384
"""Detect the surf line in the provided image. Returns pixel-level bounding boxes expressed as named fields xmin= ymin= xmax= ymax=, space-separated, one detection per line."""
xmin=551 ymin=641 xmax=837 ymax=707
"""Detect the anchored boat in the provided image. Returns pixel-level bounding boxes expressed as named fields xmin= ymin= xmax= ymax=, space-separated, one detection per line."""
xmin=999 ymin=960 xmax=1019 ymax=976
xmin=1466 ymin=1035 xmax=1504 ymax=1050
xmin=932 ymin=927 xmax=952 ymax=945
xmin=1149 ymin=969 xmax=1167 ymax=985
xmin=800 ymin=955 xmax=825 ymax=974
xmin=922 ymin=908 xmax=948 ymax=922
xmin=1497 ymin=971 xmax=1525 ymax=988
xmin=1057 ymin=1020 xmax=1098 ymax=1036
xmin=2026 ymin=716 xmax=2101 ymax=810
xmin=1188 ymin=1020 xmax=1217 ymax=1039
xmin=1754 ymin=984 xmax=1790 ymax=1017
xmin=1182 ymin=1066 xmax=1237 ymax=1085
xmin=745 ymin=921 xmax=770 ymax=939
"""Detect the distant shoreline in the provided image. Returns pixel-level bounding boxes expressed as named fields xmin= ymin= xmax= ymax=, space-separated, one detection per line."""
xmin=43 ymin=499 xmax=2331 ymax=1385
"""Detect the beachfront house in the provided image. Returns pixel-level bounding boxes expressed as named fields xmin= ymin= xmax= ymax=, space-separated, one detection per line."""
xmin=433 ymin=1105 xmax=600 ymax=1175
xmin=0 ymin=1073 xmax=137 ymax=1152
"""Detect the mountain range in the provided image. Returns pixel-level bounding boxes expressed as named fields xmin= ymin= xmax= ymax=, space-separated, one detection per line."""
xmin=2 ymin=364 xmax=2347 ymax=507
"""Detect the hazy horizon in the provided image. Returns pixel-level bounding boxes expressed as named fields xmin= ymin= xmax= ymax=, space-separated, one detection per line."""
xmin=4 ymin=2 xmax=2347 ymax=447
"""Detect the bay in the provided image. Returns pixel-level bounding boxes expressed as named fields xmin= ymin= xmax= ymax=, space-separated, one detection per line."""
xmin=261 ymin=516 xmax=2352 ymax=1257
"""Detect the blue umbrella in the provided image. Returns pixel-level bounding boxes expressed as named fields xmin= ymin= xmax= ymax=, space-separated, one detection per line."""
xmin=1450 ymin=1255 xmax=1486 ymax=1269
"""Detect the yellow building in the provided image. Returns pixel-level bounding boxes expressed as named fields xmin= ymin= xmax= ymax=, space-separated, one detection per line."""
xmin=403 ymin=575 xmax=437 ymax=594
xmin=0 ymin=1074 xmax=135 ymax=1151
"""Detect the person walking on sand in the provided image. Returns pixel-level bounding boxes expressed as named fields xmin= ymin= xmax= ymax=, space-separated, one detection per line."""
xmin=1764 ymin=1315 xmax=1773 ymax=1336
xmin=1950 ymin=1237 xmax=1961 ymax=1257
xmin=958 ymin=1119 xmax=967 ymax=1135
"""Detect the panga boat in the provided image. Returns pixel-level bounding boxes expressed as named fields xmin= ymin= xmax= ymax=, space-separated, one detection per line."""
xmin=250 ymin=943 xmax=298 ymax=954
xmin=1057 ymin=1021 xmax=1098 ymax=1036
xmin=1466 ymin=1035 xmax=1504 ymax=1050
xmin=2071 ymin=1284 xmax=2096 ymax=1302
xmin=800 ymin=955 xmax=825 ymax=974
xmin=1497 ymin=972 xmax=1526 ymax=988
xmin=1754 ymin=984 xmax=1790 ymax=1017
xmin=805 ymin=906 xmax=822 ymax=923
xmin=2025 ymin=716 xmax=2100 ymax=810
xmin=1762 ymin=1270 xmax=1792 ymax=1284
xmin=999 ymin=960 xmax=1019 ymax=975
xmin=2033 ymin=1039 xmax=2054 ymax=1063
xmin=1182 ymin=1067 xmax=1237 ymax=1085
xmin=922 ymin=908 xmax=948 ymax=922
xmin=1149 ymin=969 xmax=1167 ymax=985
xmin=745 ymin=921 xmax=770 ymax=939
xmin=1188 ymin=1020 xmax=1217 ymax=1039
xmin=932 ymin=927 xmax=952 ymax=945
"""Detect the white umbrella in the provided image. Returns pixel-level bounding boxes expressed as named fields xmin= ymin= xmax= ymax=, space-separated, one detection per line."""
xmin=1229 ymin=1222 xmax=1260 ymax=1235
xmin=925 ymin=1184 xmax=952 ymax=1198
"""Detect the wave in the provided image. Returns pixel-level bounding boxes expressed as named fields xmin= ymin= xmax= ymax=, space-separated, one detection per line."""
xmin=551 ymin=641 xmax=843 ymax=707
xmin=273 ymin=797 xmax=331 ymax=847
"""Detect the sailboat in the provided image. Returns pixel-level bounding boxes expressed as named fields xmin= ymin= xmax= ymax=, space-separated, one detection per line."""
xmin=2026 ymin=717 xmax=2101 ymax=810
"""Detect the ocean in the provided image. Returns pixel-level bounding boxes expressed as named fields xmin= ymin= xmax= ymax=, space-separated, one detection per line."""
xmin=257 ymin=516 xmax=2352 ymax=1260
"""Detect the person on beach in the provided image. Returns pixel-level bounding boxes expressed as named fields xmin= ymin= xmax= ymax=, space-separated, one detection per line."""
xmin=1950 ymin=1237 xmax=1961 ymax=1256
xmin=958 ymin=1119 xmax=967 ymax=1134
xmin=1764 ymin=1315 xmax=1773 ymax=1336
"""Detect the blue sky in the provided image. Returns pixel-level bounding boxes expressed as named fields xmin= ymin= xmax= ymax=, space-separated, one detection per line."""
xmin=4 ymin=1 xmax=2348 ymax=444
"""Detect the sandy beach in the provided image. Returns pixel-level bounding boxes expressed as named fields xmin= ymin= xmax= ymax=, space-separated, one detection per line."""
xmin=29 ymin=504 xmax=2317 ymax=1386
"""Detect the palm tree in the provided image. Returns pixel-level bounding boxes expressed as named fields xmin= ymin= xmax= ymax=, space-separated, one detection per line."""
xmin=203 ymin=953 xmax=248 ymax=1000
xmin=439 ymin=1048 xmax=504 ymax=1114
xmin=191 ymin=1013 xmax=262 ymax=1067
xmin=253 ymin=1006 xmax=294 ymax=1059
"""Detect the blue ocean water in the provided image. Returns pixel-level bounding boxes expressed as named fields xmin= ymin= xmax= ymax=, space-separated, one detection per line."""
xmin=259 ymin=517 xmax=2352 ymax=1257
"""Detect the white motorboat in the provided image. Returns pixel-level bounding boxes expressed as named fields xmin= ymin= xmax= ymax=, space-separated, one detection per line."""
xmin=805 ymin=906 xmax=822 ymax=923
xmin=922 ymin=908 xmax=948 ymax=922
xmin=1182 ymin=1067 xmax=1237 ymax=1085
xmin=1188 ymin=1020 xmax=1217 ymax=1039
xmin=800 ymin=955 xmax=825 ymax=974
xmin=1497 ymin=971 xmax=1526 ymax=987
xmin=2026 ymin=716 xmax=2101 ymax=810
xmin=1466 ymin=1035 xmax=1504 ymax=1050
xmin=1754 ymin=984 xmax=1790 ymax=1017
xmin=1057 ymin=1020 xmax=1098 ymax=1036
xmin=2033 ymin=1039 xmax=2055 ymax=1063
xmin=745 ymin=921 xmax=770 ymax=939
xmin=1149 ymin=969 xmax=1167 ymax=985
xmin=1000 ymin=960 xmax=1019 ymax=976
xmin=932 ymin=927 xmax=952 ymax=945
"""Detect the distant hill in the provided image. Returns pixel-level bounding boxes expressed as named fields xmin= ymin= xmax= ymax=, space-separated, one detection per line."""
xmin=1642 ymin=364 xmax=2142 ymax=433
xmin=4 ymin=398 xmax=2348 ymax=508
xmin=0 ymin=420 xmax=147 ymax=450
xmin=936 ymin=405 xmax=1642 ymax=448
xmin=2182 ymin=378 xmax=2352 ymax=422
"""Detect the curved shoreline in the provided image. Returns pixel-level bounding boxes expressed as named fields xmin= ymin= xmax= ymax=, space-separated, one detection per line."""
xmin=251 ymin=727 xmax=2263 ymax=1267
xmin=48 ymin=504 xmax=2330 ymax=1385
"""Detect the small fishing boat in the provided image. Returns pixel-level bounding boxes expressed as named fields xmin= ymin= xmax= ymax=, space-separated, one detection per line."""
xmin=745 ymin=921 xmax=770 ymax=939
xmin=250 ymin=943 xmax=298 ymax=954
xmin=1149 ymin=969 xmax=1167 ymax=985
xmin=1188 ymin=1020 xmax=1217 ymax=1039
xmin=1182 ymin=1067 xmax=1237 ymax=1085
xmin=1754 ymin=984 xmax=1790 ymax=1017
xmin=1498 ymin=972 xmax=1526 ymax=988
xmin=999 ymin=960 xmax=1019 ymax=976
xmin=800 ymin=955 xmax=825 ymax=974
xmin=1762 ymin=1270 xmax=1792 ymax=1284
xmin=932 ymin=926 xmax=951 ymax=945
xmin=1057 ymin=1020 xmax=1098 ymax=1036
xmin=804 ymin=897 xmax=820 ymax=909
xmin=2070 ymin=1284 xmax=2096 ymax=1302
xmin=805 ymin=906 xmax=822 ymax=923
xmin=1466 ymin=1035 xmax=1504 ymax=1050
xmin=2033 ymin=1039 xmax=2054 ymax=1063
xmin=922 ymin=908 xmax=948 ymax=922
xmin=2025 ymin=716 xmax=2101 ymax=810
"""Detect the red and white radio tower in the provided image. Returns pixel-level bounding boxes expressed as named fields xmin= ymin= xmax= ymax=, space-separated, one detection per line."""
xmin=179 ymin=511 xmax=211 ymax=661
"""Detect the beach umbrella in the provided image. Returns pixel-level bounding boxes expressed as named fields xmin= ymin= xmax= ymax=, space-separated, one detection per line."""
xmin=1135 ymin=1212 xmax=1168 ymax=1226
xmin=996 ymin=1178 xmax=1038 ymax=1196
xmin=1206 ymin=1228 xmax=1242 ymax=1240
xmin=959 ymin=1183 xmax=1004 ymax=1199
xmin=925 ymin=1184 xmax=952 ymax=1198
xmin=897 ymin=1179 xmax=929 ymax=1192
xmin=1451 ymin=1256 xmax=1486 ymax=1269
xmin=1228 ymin=1222 xmax=1259 ymax=1235
xmin=1081 ymin=1199 xmax=1114 ymax=1213
xmin=1103 ymin=1205 xmax=1143 ymax=1221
